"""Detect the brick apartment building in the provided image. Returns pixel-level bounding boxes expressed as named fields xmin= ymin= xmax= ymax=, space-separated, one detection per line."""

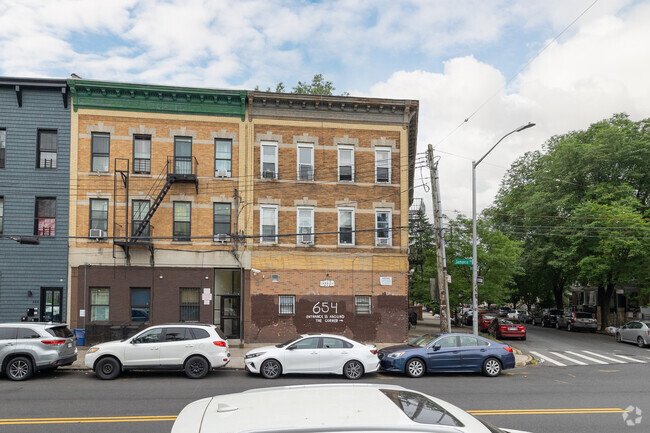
xmin=63 ymin=79 xmax=418 ymax=344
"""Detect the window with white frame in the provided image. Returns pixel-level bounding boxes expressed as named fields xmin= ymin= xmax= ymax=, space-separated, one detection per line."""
xmin=375 ymin=209 xmax=392 ymax=246
xmin=132 ymin=200 xmax=150 ymax=237
xmin=261 ymin=141 xmax=278 ymax=179
xmin=338 ymin=146 xmax=354 ymax=181
xmin=355 ymin=295 xmax=371 ymax=314
xmin=0 ymin=129 xmax=6 ymax=168
xmin=213 ymin=203 xmax=231 ymax=241
xmin=214 ymin=139 xmax=232 ymax=177
xmin=338 ymin=208 xmax=354 ymax=245
xmin=90 ymin=288 xmax=110 ymax=322
xmin=297 ymin=144 xmax=314 ymax=180
xmin=297 ymin=207 xmax=314 ymax=244
xmin=375 ymin=148 xmax=391 ymax=183
xmin=91 ymin=132 xmax=110 ymax=172
xmin=173 ymin=202 xmax=191 ymax=241
xmin=133 ymin=135 xmax=151 ymax=174
xmin=260 ymin=205 xmax=278 ymax=243
xmin=0 ymin=196 xmax=4 ymax=234
xmin=37 ymin=130 xmax=58 ymax=169
xmin=279 ymin=295 xmax=295 ymax=315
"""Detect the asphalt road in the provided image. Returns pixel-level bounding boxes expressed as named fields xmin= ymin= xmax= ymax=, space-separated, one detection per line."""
xmin=1 ymin=326 xmax=648 ymax=433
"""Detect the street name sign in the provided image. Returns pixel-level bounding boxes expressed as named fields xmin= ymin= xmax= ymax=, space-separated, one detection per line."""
xmin=454 ymin=258 xmax=472 ymax=265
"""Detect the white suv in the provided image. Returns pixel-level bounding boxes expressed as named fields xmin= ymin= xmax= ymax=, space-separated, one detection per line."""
xmin=85 ymin=323 xmax=229 ymax=380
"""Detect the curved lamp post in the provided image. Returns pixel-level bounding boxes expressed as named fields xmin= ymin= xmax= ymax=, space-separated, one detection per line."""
xmin=471 ymin=122 xmax=535 ymax=335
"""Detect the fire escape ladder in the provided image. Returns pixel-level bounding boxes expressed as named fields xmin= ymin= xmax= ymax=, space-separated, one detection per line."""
xmin=132 ymin=178 xmax=174 ymax=239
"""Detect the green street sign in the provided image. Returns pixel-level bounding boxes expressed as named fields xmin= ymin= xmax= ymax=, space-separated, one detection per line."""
xmin=454 ymin=258 xmax=473 ymax=265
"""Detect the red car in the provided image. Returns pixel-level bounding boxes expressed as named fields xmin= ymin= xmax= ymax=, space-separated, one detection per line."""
xmin=478 ymin=313 xmax=499 ymax=332
xmin=488 ymin=318 xmax=526 ymax=340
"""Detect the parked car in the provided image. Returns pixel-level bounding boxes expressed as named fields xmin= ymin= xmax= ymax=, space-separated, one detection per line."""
xmin=478 ymin=313 xmax=499 ymax=332
xmin=616 ymin=321 xmax=650 ymax=347
xmin=518 ymin=310 xmax=533 ymax=324
xmin=531 ymin=309 xmax=546 ymax=326
xmin=378 ymin=333 xmax=515 ymax=378
xmin=498 ymin=307 xmax=512 ymax=317
xmin=507 ymin=310 xmax=524 ymax=319
xmin=0 ymin=322 xmax=77 ymax=381
xmin=557 ymin=311 xmax=597 ymax=332
xmin=542 ymin=309 xmax=564 ymax=327
xmin=172 ymin=383 xmax=532 ymax=433
xmin=85 ymin=323 xmax=229 ymax=380
xmin=244 ymin=334 xmax=379 ymax=380
xmin=488 ymin=318 xmax=526 ymax=340
xmin=462 ymin=310 xmax=473 ymax=326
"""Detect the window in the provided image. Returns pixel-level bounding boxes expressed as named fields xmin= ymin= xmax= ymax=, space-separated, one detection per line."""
xmin=133 ymin=328 xmax=161 ymax=343
xmin=133 ymin=135 xmax=151 ymax=174
xmin=297 ymin=207 xmax=314 ymax=244
xmin=173 ymin=202 xmax=191 ymax=241
xmin=375 ymin=147 xmax=391 ymax=183
xmin=261 ymin=141 xmax=278 ymax=179
xmin=355 ymin=296 xmax=372 ymax=314
xmin=338 ymin=146 xmax=354 ymax=181
xmin=260 ymin=205 xmax=278 ymax=243
xmin=0 ymin=129 xmax=5 ymax=168
xmin=213 ymin=203 xmax=231 ymax=241
xmin=131 ymin=288 xmax=151 ymax=322
xmin=17 ymin=328 xmax=41 ymax=339
xmin=37 ymin=130 xmax=57 ymax=169
xmin=376 ymin=210 xmax=392 ymax=246
xmin=132 ymin=200 xmax=150 ymax=237
xmin=279 ymin=295 xmax=295 ymax=315
xmin=297 ymin=144 xmax=313 ymax=180
xmin=0 ymin=196 xmax=3 ymax=234
xmin=90 ymin=288 xmax=109 ymax=322
xmin=215 ymin=139 xmax=232 ymax=177
xmin=322 ymin=337 xmax=353 ymax=349
xmin=435 ymin=336 xmax=459 ymax=349
xmin=91 ymin=133 xmax=110 ymax=172
xmin=180 ymin=288 xmax=200 ymax=322
xmin=34 ymin=197 xmax=56 ymax=236
xmin=89 ymin=198 xmax=108 ymax=236
xmin=174 ymin=136 xmax=193 ymax=174
xmin=338 ymin=208 xmax=354 ymax=245
xmin=290 ymin=337 xmax=320 ymax=349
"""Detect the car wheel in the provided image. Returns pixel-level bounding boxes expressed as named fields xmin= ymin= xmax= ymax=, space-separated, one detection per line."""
xmin=343 ymin=360 xmax=364 ymax=380
xmin=482 ymin=358 xmax=502 ymax=377
xmin=6 ymin=356 xmax=33 ymax=381
xmin=638 ymin=337 xmax=646 ymax=348
xmin=405 ymin=358 xmax=426 ymax=378
xmin=261 ymin=359 xmax=282 ymax=379
xmin=185 ymin=356 xmax=209 ymax=379
xmin=95 ymin=357 xmax=121 ymax=380
xmin=521 ymin=336 xmax=526 ymax=341
xmin=616 ymin=333 xmax=622 ymax=343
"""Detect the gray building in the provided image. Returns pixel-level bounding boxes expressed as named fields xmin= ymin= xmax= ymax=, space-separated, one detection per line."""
xmin=0 ymin=77 xmax=70 ymax=322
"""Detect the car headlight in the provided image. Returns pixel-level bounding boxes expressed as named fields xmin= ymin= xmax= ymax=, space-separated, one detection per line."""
xmin=387 ymin=352 xmax=405 ymax=358
xmin=87 ymin=347 xmax=99 ymax=354
xmin=245 ymin=352 xmax=265 ymax=359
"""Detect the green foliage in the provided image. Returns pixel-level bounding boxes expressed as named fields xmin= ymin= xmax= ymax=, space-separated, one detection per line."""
xmin=255 ymin=74 xmax=349 ymax=96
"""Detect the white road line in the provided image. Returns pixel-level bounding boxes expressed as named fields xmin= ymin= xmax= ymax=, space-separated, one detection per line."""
xmin=550 ymin=351 xmax=588 ymax=365
xmin=530 ymin=351 xmax=566 ymax=367
xmin=564 ymin=351 xmax=608 ymax=365
xmin=611 ymin=354 xmax=647 ymax=363
xmin=582 ymin=351 xmax=627 ymax=364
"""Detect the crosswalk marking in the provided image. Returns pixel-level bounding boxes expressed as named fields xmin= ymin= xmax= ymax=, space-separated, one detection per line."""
xmin=581 ymin=351 xmax=627 ymax=364
xmin=612 ymin=354 xmax=647 ymax=363
xmin=530 ymin=351 xmax=566 ymax=366
xmin=563 ymin=351 xmax=608 ymax=365
xmin=550 ymin=351 xmax=588 ymax=365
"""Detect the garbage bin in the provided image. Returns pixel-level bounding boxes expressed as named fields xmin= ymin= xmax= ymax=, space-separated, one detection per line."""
xmin=73 ymin=328 xmax=86 ymax=346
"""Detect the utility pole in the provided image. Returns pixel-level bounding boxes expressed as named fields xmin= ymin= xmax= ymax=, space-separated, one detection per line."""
xmin=428 ymin=144 xmax=450 ymax=333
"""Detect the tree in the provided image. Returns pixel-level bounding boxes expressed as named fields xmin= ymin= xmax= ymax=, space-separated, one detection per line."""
xmin=408 ymin=210 xmax=435 ymax=307
xmin=255 ymin=74 xmax=349 ymax=96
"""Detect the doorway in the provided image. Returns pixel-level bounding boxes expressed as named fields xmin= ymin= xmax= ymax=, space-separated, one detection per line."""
xmin=213 ymin=269 xmax=241 ymax=339
xmin=40 ymin=287 xmax=62 ymax=322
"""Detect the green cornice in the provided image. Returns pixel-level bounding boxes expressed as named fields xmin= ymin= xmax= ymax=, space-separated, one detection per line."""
xmin=67 ymin=80 xmax=246 ymax=120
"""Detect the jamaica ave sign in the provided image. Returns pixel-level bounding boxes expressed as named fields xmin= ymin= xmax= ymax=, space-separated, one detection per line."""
xmin=454 ymin=258 xmax=472 ymax=265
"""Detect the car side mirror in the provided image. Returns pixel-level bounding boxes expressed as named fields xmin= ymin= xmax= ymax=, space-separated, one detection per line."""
xmin=432 ymin=344 xmax=441 ymax=351
xmin=287 ymin=345 xmax=296 ymax=350
xmin=131 ymin=338 xmax=138 ymax=344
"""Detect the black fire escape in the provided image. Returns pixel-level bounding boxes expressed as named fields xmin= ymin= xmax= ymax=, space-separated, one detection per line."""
xmin=113 ymin=156 xmax=199 ymax=262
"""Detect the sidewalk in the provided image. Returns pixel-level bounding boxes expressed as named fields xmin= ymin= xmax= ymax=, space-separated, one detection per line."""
xmin=62 ymin=313 xmax=531 ymax=371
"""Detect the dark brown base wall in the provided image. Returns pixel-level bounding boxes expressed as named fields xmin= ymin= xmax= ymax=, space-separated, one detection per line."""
xmin=247 ymin=294 xmax=408 ymax=343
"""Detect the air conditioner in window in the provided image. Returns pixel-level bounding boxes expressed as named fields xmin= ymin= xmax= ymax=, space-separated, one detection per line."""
xmin=377 ymin=237 xmax=390 ymax=246
xmin=214 ymin=233 xmax=230 ymax=243
xmin=89 ymin=228 xmax=106 ymax=240
xmin=216 ymin=169 xmax=231 ymax=178
xmin=300 ymin=234 xmax=313 ymax=244
xmin=262 ymin=169 xmax=276 ymax=179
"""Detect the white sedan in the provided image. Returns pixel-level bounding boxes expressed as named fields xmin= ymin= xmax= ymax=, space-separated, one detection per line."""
xmin=172 ymin=384 xmax=532 ymax=433
xmin=244 ymin=334 xmax=379 ymax=380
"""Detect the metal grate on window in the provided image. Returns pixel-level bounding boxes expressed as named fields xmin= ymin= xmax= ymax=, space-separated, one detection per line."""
xmin=355 ymin=295 xmax=372 ymax=314
xmin=279 ymin=295 xmax=295 ymax=315
xmin=180 ymin=288 xmax=200 ymax=322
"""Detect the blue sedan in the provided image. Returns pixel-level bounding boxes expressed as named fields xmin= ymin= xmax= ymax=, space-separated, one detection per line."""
xmin=378 ymin=333 xmax=515 ymax=378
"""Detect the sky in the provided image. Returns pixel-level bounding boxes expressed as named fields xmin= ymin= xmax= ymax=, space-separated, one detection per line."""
xmin=1 ymin=0 xmax=649 ymax=220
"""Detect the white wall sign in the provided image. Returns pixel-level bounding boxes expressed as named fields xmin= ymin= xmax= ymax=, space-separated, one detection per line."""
xmin=79 ymin=309 xmax=86 ymax=317
xmin=305 ymin=301 xmax=345 ymax=323
xmin=380 ymin=277 xmax=392 ymax=286
xmin=319 ymin=280 xmax=335 ymax=287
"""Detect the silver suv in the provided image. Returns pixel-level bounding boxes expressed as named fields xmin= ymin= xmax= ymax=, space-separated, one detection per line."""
xmin=0 ymin=323 xmax=78 ymax=381
xmin=85 ymin=323 xmax=230 ymax=380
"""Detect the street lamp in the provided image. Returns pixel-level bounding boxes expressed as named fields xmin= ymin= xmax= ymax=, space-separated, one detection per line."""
xmin=471 ymin=122 xmax=535 ymax=335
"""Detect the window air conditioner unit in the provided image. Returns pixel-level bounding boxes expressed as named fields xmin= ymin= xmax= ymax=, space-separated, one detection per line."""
xmin=300 ymin=234 xmax=313 ymax=244
xmin=216 ymin=169 xmax=230 ymax=178
xmin=377 ymin=237 xmax=390 ymax=246
xmin=89 ymin=228 xmax=106 ymax=240
xmin=214 ymin=233 xmax=230 ymax=243
xmin=262 ymin=169 xmax=276 ymax=179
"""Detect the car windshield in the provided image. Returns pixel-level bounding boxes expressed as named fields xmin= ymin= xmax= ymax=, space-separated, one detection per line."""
xmin=275 ymin=335 xmax=303 ymax=348
xmin=408 ymin=334 xmax=439 ymax=347
xmin=500 ymin=319 xmax=521 ymax=325
xmin=482 ymin=315 xmax=497 ymax=319
xmin=379 ymin=389 xmax=464 ymax=427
